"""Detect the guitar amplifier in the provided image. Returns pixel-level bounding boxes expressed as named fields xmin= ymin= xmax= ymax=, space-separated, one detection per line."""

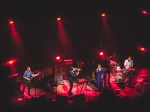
xmin=38 ymin=69 xmax=45 ymax=80
xmin=54 ymin=65 xmax=64 ymax=82
xmin=45 ymin=67 xmax=53 ymax=76
xmin=62 ymin=65 xmax=71 ymax=80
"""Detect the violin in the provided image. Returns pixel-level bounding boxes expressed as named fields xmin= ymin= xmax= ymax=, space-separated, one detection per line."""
xmin=73 ymin=68 xmax=82 ymax=71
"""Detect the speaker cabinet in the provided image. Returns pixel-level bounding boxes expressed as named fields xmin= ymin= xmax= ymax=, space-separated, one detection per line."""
xmin=54 ymin=65 xmax=64 ymax=82
xmin=38 ymin=69 xmax=45 ymax=80
xmin=45 ymin=67 xmax=53 ymax=76
xmin=63 ymin=65 xmax=72 ymax=80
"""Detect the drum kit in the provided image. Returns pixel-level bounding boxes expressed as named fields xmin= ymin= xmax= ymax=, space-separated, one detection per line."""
xmin=110 ymin=60 xmax=138 ymax=86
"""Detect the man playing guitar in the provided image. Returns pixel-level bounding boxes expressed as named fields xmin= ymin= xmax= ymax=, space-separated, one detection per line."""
xmin=22 ymin=66 xmax=39 ymax=97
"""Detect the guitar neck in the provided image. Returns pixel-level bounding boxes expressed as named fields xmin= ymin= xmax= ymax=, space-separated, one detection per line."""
xmin=25 ymin=73 xmax=38 ymax=79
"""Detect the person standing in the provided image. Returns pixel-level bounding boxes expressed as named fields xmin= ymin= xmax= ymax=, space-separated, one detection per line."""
xmin=124 ymin=56 xmax=133 ymax=72
xmin=102 ymin=56 xmax=111 ymax=88
xmin=22 ymin=66 xmax=38 ymax=97
xmin=124 ymin=56 xmax=133 ymax=85
xmin=68 ymin=66 xmax=79 ymax=96
xmin=96 ymin=64 xmax=104 ymax=91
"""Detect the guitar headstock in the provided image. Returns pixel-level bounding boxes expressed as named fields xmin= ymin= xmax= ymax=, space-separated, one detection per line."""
xmin=32 ymin=72 xmax=40 ymax=76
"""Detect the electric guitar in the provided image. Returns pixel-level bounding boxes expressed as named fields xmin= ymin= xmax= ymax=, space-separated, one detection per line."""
xmin=23 ymin=73 xmax=39 ymax=83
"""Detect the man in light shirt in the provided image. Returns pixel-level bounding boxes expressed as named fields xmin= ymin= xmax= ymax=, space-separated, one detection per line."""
xmin=124 ymin=56 xmax=133 ymax=70
xmin=124 ymin=56 xmax=133 ymax=78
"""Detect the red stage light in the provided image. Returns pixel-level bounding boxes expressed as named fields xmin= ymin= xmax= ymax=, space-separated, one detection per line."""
xmin=101 ymin=14 xmax=106 ymax=17
xmin=9 ymin=61 xmax=13 ymax=64
xmin=9 ymin=21 xmax=14 ymax=24
xmin=56 ymin=56 xmax=60 ymax=60
xmin=57 ymin=18 xmax=61 ymax=20
xmin=140 ymin=47 xmax=145 ymax=51
xmin=99 ymin=52 xmax=104 ymax=56
xmin=141 ymin=10 xmax=148 ymax=15
xmin=7 ymin=60 xmax=15 ymax=65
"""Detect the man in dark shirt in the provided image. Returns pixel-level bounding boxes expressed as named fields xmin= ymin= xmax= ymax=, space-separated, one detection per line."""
xmin=68 ymin=66 xmax=79 ymax=96
xmin=102 ymin=57 xmax=111 ymax=88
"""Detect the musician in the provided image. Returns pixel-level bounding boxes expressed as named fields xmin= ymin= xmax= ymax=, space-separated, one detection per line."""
xmin=124 ymin=56 xmax=133 ymax=74
xmin=96 ymin=64 xmax=104 ymax=91
xmin=68 ymin=66 xmax=79 ymax=96
xmin=102 ymin=56 xmax=111 ymax=88
xmin=22 ymin=66 xmax=33 ymax=97
xmin=124 ymin=56 xmax=134 ymax=85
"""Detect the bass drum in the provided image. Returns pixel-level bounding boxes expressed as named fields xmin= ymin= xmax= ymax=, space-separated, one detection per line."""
xmin=115 ymin=74 xmax=123 ymax=83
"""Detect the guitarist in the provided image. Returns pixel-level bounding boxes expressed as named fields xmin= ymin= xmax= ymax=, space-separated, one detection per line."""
xmin=68 ymin=66 xmax=79 ymax=96
xmin=22 ymin=66 xmax=38 ymax=97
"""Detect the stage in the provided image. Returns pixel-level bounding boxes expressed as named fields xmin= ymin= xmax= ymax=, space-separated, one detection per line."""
xmin=4 ymin=71 xmax=150 ymax=112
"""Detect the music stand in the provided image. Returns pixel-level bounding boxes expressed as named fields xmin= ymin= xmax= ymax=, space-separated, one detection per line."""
xmin=76 ymin=78 xmax=88 ymax=95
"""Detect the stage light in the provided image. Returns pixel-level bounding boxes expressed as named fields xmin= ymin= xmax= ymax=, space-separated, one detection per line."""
xmin=99 ymin=52 xmax=104 ymax=56
xmin=57 ymin=18 xmax=61 ymax=20
xmin=56 ymin=56 xmax=60 ymax=60
xmin=9 ymin=61 xmax=13 ymax=64
xmin=7 ymin=60 xmax=16 ymax=65
xmin=101 ymin=14 xmax=106 ymax=17
xmin=140 ymin=47 xmax=145 ymax=51
xmin=141 ymin=10 xmax=148 ymax=15
xmin=9 ymin=20 xmax=14 ymax=24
